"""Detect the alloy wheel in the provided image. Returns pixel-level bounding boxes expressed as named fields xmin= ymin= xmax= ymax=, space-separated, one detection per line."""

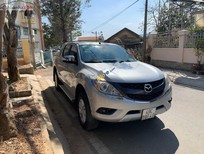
xmin=78 ymin=99 xmax=86 ymax=123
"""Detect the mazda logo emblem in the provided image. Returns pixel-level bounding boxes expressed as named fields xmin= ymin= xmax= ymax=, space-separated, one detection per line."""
xmin=144 ymin=84 xmax=152 ymax=93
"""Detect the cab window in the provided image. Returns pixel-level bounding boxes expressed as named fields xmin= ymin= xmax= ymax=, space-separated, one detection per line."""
xmin=62 ymin=44 xmax=71 ymax=57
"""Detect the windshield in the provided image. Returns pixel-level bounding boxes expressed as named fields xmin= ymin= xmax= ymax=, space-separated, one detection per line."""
xmin=79 ymin=44 xmax=136 ymax=63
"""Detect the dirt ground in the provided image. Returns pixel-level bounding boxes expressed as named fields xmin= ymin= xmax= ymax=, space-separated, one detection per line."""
xmin=0 ymin=78 xmax=45 ymax=154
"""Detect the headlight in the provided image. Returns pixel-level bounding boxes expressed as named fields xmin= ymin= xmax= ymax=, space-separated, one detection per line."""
xmin=164 ymin=73 xmax=171 ymax=91
xmin=92 ymin=80 xmax=122 ymax=96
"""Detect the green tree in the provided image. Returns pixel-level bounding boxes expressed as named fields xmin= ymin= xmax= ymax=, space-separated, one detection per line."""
xmin=148 ymin=0 xmax=202 ymax=32
xmin=41 ymin=0 xmax=90 ymax=46
xmin=42 ymin=23 xmax=59 ymax=48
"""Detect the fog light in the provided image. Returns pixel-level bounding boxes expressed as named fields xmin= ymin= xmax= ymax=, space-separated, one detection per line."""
xmin=96 ymin=108 xmax=116 ymax=115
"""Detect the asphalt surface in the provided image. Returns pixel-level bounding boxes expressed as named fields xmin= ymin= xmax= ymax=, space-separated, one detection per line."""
xmin=35 ymin=66 xmax=204 ymax=154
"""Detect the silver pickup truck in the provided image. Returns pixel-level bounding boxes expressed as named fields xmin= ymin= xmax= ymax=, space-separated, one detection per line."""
xmin=53 ymin=42 xmax=172 ymax=130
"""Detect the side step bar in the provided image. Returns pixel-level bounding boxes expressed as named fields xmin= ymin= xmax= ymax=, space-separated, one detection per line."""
xmin=59 ymin=85 xmax=75 ymax=102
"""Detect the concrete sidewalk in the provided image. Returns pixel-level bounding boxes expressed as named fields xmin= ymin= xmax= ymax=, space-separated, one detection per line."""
xmin=162 ymin=69 xmax=204 ymax=91
xmin=28 ymin=74 xmax=69 ymax=154
xmin=3 ymin=72 xmax=68 ymax=154
xmin=28 ymin=74 xmax=71 ymax=154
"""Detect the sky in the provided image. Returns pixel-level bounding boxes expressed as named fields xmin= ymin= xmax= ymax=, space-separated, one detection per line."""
xmin=80 ymin=0 xmax=157 ymax=40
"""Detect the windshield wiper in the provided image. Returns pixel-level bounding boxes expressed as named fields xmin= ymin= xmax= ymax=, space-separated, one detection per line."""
xmin=102 ymin=59 xmax=118 ymax=63
xmin=119 ymin=60 xmax=129 ymax=63
xmin=119 ymin=59 xmax=135 ymax=63
xmin=84 ymin=60 xmax=102 ymax=63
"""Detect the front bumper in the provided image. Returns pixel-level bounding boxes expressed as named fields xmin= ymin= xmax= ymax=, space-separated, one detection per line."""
xmin=87 ymin=86 xmax=172 ymax=122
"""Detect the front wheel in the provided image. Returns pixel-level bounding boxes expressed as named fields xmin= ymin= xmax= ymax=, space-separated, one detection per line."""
xmin=77 ymin=91 xmax=99 ymax=130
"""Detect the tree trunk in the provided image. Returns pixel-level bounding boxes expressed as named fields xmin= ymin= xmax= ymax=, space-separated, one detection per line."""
xmin=4 ymin=26 xmax=20 ymax=83
xmin=0 ymin=74 xmax=18 ymax=140
xmin=0 ymin=20 xmax=2 ymax=73
xmin=3 ymin=9 xmax=20 ymax=83
xmin=59 ymin=0 xmax=68 ymax=43
xmin=0 ymin=6 xmax=17 ymax=141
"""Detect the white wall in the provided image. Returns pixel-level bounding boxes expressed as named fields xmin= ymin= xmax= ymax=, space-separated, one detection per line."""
xmin=151 ymin=48 xmax=204 ymax=64
xmin=150 ymin=30 xmax=204 ymax=65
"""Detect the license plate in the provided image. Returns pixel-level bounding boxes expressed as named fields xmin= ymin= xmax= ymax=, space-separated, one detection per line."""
xmin=142 ymin=108 xmax=156 ymax=120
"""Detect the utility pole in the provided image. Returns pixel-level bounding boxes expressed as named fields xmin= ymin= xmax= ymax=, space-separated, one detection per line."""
xmin=25 ymin=9 xmax=36 ymax=69
xmin=92 ymin=31 xmax=98 ymax=42
xmin=158 ymin=0 xmax=161 ymax=26
xmin=142 ymin=0 xmax=148 ymax=62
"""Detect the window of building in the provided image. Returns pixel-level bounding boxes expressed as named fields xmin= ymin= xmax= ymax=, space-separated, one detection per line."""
xmin=33 ymin=29 xmax=37 ymax=35
xmin=16 ymin=26 xmax=21 ymax=40
xmin=23 ymin=27 xmax=28 ymax=36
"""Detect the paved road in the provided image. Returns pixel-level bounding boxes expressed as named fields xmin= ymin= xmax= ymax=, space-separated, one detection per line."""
xmin=35 ymin=67 xmax=204 ymax=154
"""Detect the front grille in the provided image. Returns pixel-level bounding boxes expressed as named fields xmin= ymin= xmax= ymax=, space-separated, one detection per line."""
xmin=117 ymin=79 xmax=164 ymax=89
xmin=126 ymin=89 xmax=163 ymax=101
xmin=111 ymin=78 xmax=165 ymax=101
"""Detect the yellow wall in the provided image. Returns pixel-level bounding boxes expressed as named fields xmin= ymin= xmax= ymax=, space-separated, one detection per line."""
xmin=2 ymin=39 xmax=30 ymax=69
xmin=21 ymin=39 xmax=31 ymax=64
xmin=3 ymin=58 xmax=25 ymax=70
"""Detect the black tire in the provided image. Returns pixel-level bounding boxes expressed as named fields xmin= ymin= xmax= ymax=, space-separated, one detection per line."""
xmin=77 ymin=91 xmax=99 ymax=130
xmin=54 ymin=71 xmax=60 ymax=90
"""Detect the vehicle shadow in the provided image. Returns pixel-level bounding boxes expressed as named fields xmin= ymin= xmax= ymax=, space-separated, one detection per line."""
xmin=40 ymin=87 xmax=72 ymax=154
xmin=93 ymin=118 xmax=179 ymax=154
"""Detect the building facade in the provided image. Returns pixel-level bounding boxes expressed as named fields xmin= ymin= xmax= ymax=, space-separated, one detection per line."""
xmin=3 ymin=0 xmax=44 ymax=69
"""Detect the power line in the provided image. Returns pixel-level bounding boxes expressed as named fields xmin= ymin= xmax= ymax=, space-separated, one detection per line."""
xmin=89 ymin=0 xmax=140 ymax=32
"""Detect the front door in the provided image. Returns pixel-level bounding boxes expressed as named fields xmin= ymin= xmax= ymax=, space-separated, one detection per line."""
xmin=62 ymin=44 xmax=79 ymax=98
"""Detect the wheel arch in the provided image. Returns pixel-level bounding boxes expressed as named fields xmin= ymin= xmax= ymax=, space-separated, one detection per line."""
xmin=75 ymin=84 xmax=86 ymax=101
xmin=76 ymin=83 xmax=99 ymax=130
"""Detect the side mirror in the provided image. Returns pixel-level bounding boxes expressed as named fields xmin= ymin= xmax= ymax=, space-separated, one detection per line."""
xmin=63 ymin=55 xmax=77 ymax=64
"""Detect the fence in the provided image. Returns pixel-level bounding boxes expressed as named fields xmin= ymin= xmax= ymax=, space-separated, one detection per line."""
xmin=149 ymin=30 xmax=204 ymax=70
xmin=43 ymin=50 xmax=53 ymax=64
xmin=34 ymin=50 xmax=53 ymax=67
xmin=185 ymin=31 xmax=204 ymax=48
xmin=153 ymin=32 xmax=179 ymax=48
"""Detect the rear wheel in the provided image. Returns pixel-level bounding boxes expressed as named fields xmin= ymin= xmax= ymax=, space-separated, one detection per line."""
xmin=54 ymin=71 xmax=60 ymax=90
xmin=77 ymin=91 xmax=99 ymax=130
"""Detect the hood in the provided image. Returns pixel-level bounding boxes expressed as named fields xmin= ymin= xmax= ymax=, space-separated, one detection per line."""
xmin=84 ymin=61 xmax=164 ymax=83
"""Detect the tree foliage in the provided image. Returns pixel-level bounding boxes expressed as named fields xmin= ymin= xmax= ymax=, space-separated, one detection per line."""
xmin=192 ymin=28 xmax=204 ymax=64
xmin=148 ymin=0 xmax=203 ymax=33
xmin=42 ymin=23 xmax=59 ymax=48
xmin=41 ymin=0 xmax=90 ymax=47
